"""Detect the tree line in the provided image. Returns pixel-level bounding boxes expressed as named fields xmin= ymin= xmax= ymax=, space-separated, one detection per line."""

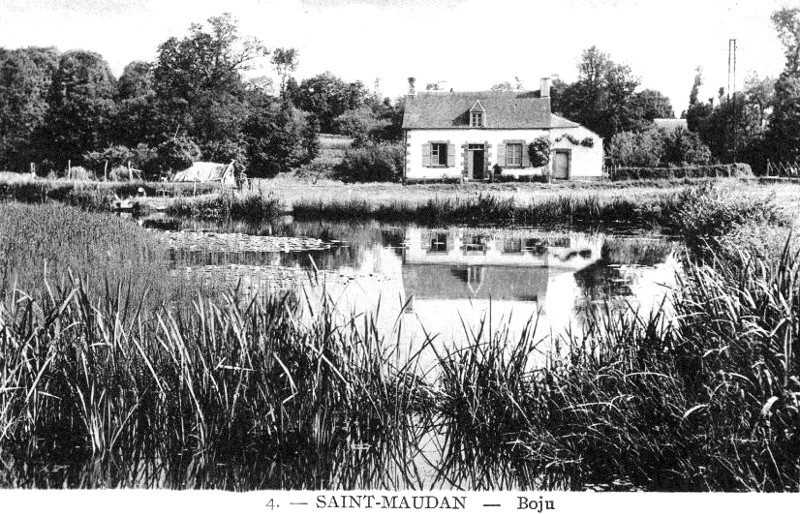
xmin=0 ymin=13 xmax=404 ymax=179
xmin=550 ymin=8 xmax=800 ymax=172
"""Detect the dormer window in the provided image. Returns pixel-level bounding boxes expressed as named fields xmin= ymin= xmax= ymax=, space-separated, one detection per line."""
xmin=469 ymin=100 xmax=485 ymax=127
xmin=470 ymin=112 xmax=483 ymax=127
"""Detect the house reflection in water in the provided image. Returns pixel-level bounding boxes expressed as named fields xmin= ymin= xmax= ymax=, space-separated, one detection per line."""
xmin=401 ymin=227 xmax=604 ymax=327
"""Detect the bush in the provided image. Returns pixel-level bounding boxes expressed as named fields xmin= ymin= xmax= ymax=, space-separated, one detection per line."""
xmin=244 ymin=101 xmax=319 ymax=177
xmin=296 ymin=161 xmax=333 ymax=183
xmin=609 ymin=163 xmax=753 ymax=181
xmin=109 ymin=165 xmax=133 ymax=181
xmin=155 ymin=136 xmax=201 ymax=173
xmin=83 ymin=145 xmax=135 ymax=173
xmin=67 ymin=166 xmax=94 ymax=181
xmin=333 ymin=143 xmax=404 ymax=182
xmin=528 ymin=137 xmax=552 ymax=168
xmin=608 ymin=130 xmax=664 ymax=167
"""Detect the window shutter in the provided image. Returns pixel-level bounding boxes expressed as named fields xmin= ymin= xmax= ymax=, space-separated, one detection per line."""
xmin=422 ymin=143 xmax=431 ymax=167
xmin=497 ymin=144 xmax=506 ymax=167
xmin=522 ymin=143 xmax=530 ymax=167
xmin=447 ymin=144 xmax=456 ymax=168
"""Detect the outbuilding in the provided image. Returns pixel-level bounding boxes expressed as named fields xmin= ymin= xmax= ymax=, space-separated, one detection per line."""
xmin=171 ymin=161 xmax=236 ymax=187
xmin=402 ymin=79 xmax=603 ymax=182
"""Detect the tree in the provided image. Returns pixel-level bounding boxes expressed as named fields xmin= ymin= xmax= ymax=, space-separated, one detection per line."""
xmin=607 ymin=130 xmax=663 ymax=167
xmin=661 ymin=127 xmax=712 ymax=166
xmin=767 ymin=73 xmax=800 ymax=162
xmin=685 ymin=67 xmax=712 ymax=133
xmin=635 ymin=89 xmax=674 ymax=120
xmin=0 ymin=46 xmax=58 ymax=170
xmin=772 ymin=7 xmax=800 ymax=74
xmin=271 ymin=47 xmax=298 ymax=97
xmin=332 ymin=106 xmax=384 ymax=146
xmin=153 ymin=13 xmax=267 ymax=103
xmin=372 ymin=96 xmax=405 ymax=143
xmin=155 ymin=135 xmax=201 ymax=173
xmin=39 ymin=50 xmax=117 ymax=169
xmin=152 ymin=13 xmax=268 ymax=149
xmin=112 ymin=61 xmax=168 ymax=147
xmin=288 ymin=71 xmax=369 ymax=133
xmin=767 ymin=8 xmax=800 ymax=162
xmin=243 ymin=100 xmax=318 ymax=177
xmin=557 ymin=46 xmax=658 ymax=140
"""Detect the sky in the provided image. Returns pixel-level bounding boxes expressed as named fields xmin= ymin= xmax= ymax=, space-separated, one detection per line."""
xmin=0 ymin=0 xmax=794 ymax=113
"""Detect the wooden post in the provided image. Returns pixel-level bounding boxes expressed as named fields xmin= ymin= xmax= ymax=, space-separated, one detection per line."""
xmin=68 ymin=159 xmax=71 ymax=180
xmin=128 ymin=161 xmax=132 ymax=182
xmin=30 ymin=162 xmax=35 ymax=177
xmin=104 ymin=160 xmax=108 ymax=181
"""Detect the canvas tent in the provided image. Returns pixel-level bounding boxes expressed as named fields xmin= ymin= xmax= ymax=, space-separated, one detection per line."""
xmin=172 ymin=161 xmax=236 ymax=186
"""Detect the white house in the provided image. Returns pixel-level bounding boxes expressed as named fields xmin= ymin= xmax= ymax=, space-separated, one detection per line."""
xmin=402 ymin=78 xmax=603 ymax=182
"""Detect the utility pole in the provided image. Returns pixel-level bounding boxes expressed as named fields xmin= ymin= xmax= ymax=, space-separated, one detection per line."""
xmin=728 ymin=38 xmax=738 ymax=162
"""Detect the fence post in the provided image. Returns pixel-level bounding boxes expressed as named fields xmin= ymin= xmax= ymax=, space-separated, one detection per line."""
xmin=68 ymin=159 xmax=71 ymax=180
xmin=104 ymin=160 xmax=108 ymax=181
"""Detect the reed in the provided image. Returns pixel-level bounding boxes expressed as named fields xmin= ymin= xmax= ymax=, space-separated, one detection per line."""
xmin=292 ymin=183 xmax=789 ymax=235
xmin=166 ymin=191 xmax=284 ymax=222
xmin=431 ymin=234 xmax=800 ymax=491
xmin=0 ymin=281 xmax=436 ymax=489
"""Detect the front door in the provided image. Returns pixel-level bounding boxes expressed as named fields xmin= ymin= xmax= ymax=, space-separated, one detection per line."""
xmin=553 ymin=151 xmax=570 ymax=179
xmin=468 ymin=144 xmax=485 ymax=180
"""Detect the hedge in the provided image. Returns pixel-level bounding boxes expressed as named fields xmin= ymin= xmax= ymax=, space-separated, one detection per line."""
xmin=608 ymin=163 xmax=753 ymax=181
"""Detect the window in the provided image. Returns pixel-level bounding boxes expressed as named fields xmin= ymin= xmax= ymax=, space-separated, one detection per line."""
xmin=431 ymin=143 xmax=448 ymax=166
xmin=470 ymin=112 xmax=483 ymax=127
xmin=506 ymin=143 xmax=523 ymax=167
xmin=429 ymin=232 xmax=448 ymax=253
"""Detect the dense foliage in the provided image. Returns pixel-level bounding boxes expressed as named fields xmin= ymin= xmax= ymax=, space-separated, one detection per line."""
xmin=333 ymin=142 xmax=404 ymax=182
xmin=0 ymin=14 xmax=320 ymax=179
xmin=528 ymin=137 xmax=552 ymax=168
xmin=608 ymin=127 xmax=711 ymax=167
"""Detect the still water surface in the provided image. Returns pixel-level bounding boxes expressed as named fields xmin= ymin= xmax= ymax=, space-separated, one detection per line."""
xmin=148 ymin=216 xmax=677 ymax=366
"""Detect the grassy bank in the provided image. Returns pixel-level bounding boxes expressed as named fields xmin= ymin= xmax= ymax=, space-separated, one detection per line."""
xmin=0 ymin=173 xmax=219 ymax=212
xmin=292 ymin=183 xmax=787 ymax=243
xmin=0 ymin=202 xmax=223 ymax=310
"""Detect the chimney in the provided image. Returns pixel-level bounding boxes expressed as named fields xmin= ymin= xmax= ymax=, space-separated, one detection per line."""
xmin=540 ymin=77 xmax=551 ymax=98
xmin=408 ymin=77 xmax=416 ymax=96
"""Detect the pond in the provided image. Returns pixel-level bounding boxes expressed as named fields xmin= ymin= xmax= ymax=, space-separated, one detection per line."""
xmin=120 ymin=215 xmax=679 ymax=490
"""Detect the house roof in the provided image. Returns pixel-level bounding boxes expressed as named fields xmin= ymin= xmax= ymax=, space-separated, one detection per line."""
xmin=172 ymin=161 xmax=235 ymax=184
xmin=403 ymin=91 xmax=553 ymax=129
xmin=550 ymin=114 xmax=580 ymax=129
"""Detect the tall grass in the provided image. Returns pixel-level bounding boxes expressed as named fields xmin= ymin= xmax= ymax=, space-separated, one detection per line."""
xmin=292 ymin=183 xmax=790 ymax=235
xmin=0 ymin=176 xmax=219 ymax=211
xmin=0 ymin=282 xmax=435 ymax=489
xmin=166 ymin=191 xmax=284 ymax=222
xmin=0 ymin=202 xmax=227 ymax=311
xmin=429 ymin=234 xmax=800 ymax=491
